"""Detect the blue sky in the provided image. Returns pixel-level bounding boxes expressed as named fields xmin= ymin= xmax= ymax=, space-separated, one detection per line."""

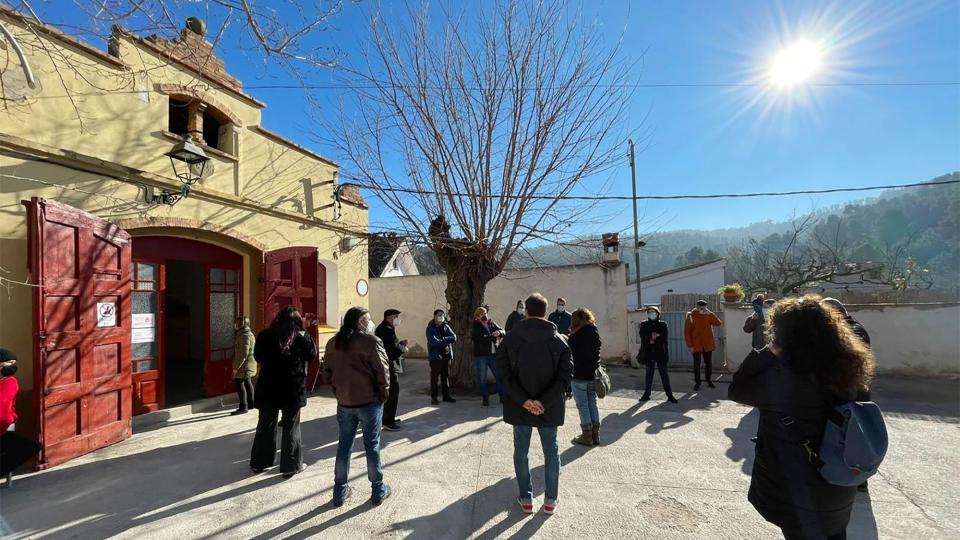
xmin=39 ymin=0 xmax=960 ymax=235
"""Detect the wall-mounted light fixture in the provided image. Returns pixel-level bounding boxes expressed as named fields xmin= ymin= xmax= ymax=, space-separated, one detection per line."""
xmin=165 ymin=135 xmax=210 ymax=186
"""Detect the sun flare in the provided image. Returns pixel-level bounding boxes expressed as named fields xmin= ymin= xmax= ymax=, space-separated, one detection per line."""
xmin=769 ymin=40 xmax=822 ymax=86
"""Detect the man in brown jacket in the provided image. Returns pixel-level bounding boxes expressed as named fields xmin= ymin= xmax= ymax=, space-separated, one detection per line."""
xmin=323 ymin=307 xmax=391 ymax=507
xmin=684 ymin=300 xmax=722 ymax=390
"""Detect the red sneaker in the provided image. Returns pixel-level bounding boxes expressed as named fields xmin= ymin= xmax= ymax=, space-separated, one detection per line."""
xmin=517 ymin=497 xmax=534 ymax=514
xmin=543 ymin=500 xmax=557 ymax=515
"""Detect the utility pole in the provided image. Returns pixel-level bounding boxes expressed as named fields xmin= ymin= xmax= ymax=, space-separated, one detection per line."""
xmin=629 ymin=139 xmax=643 ymax=310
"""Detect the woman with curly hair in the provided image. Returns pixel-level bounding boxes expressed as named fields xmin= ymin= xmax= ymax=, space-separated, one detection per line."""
xmin=729 ymin=295 xmax=875 ymax=540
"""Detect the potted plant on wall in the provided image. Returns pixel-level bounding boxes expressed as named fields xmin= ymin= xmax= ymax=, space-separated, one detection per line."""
xmin=719 ymin=283 xmax=746 ymax=303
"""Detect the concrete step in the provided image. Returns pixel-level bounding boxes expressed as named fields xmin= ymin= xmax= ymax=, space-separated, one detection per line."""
xmin=132 ymin=394 xmax=240 ymax=431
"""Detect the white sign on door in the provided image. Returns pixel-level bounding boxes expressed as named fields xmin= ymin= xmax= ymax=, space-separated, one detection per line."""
xmin=132 ymin=313 xmax=155 ymax=329
xmin=97 ymin=302 xmax=117 ymax=327
xmin=131 ymin=327 xmax=156 ymax=344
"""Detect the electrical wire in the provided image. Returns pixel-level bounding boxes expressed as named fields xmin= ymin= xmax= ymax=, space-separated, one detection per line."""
xmin=353 ymin=177 xmax=960 ymax=202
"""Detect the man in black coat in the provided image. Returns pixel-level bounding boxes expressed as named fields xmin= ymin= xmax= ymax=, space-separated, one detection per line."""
xmin=496 ymin=292 xmax=573 ymax=515
xmin=375 ymin=309 xmax=407 ymax=431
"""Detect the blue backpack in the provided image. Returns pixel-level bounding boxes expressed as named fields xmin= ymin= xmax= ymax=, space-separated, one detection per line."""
xmin=802 ymin=401 xmax=888 ymax=487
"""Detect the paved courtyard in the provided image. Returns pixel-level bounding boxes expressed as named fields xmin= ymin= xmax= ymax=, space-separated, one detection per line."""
xmin=1 ymin=362 xmax=957 ymax=539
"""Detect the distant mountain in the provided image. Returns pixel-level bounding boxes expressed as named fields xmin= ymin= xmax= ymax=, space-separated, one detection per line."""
xmin=410 ymin=172 xmax=960 ymax=286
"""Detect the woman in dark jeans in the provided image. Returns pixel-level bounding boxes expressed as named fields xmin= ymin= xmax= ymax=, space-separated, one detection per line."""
xmin=729 ymin=295 xmax=875 ymax=540
xmin=249 ymin=305 xmax=317 ymax=478
xmin=568 ymin=308 xmax=602 ymax=446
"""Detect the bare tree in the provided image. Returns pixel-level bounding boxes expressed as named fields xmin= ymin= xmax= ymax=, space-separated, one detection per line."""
xmin=333 ymin=1 xmax=633 ymax=386
xmin=728 ymin=215 xmax=838 ymax=295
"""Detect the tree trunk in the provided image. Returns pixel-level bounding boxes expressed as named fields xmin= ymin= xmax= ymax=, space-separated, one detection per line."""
xmin=443 ymin=266 xmax=491 ymax=389
xmin=428 ymin=215 xmax=498 ymax=390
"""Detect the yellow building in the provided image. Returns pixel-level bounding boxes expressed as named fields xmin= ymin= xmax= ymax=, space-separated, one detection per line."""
xmin=0 ymin=7 xmax=369 ymax=468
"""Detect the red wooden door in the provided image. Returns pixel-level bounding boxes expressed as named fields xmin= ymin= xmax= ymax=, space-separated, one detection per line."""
xmin=131 ymin=260 xmax=164 ymax=414
xmin=204 ymin=267 xmax=241 ymax=397
xmin=25 ymin=198 xmax=132 ymax=469
xmin=264 ymin=248 xmax=321 ymax=381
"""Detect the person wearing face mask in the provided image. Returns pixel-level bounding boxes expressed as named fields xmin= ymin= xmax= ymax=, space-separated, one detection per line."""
xmin=548 ymin=297 xmax=573 ymax=335
xmin=249 ymin=305 xmax=317 ymax=478
xmin=471 ymin=306 xmax=505 ymax=406
xmin=0 ymin=348 xmax=41 ymax=482
xmin=743 ymin=295 xmax=776 ymax=351
xmin=426 ymin=309 xmax=457 ymax=404
xmin=231 ymin=316 xmax=257 ymax=415
xmin=684 ymin=300 xmax=723 ymax=391
xmin=323 ymin=307 xmax=392 ymax=507
xmin=375 ymin=309 xmax=407 ymax=431
xmin=505 ymin=300 xmax=525 ymax=332
xmin=638 ymin=306 xmax=678 ymax=403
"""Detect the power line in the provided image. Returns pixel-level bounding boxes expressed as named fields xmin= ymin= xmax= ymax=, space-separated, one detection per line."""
xmin=245 ymin=81 xmax=960 ymax=91
xmin=18 ymin=81 xmax=960 ymax=100
xmin=353 ymin=177 xmax=960 ymax=202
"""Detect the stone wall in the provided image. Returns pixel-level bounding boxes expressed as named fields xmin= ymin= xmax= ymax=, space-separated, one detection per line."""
xmin=722 ymin=303 xmax=960 ymax=376
xmin=370 ymin=263 xmax=630 ymax=360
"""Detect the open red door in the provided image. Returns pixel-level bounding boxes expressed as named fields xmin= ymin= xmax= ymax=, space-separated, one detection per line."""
xmin=204 ymin=266 xmax=242 ymax=398
xmin=264 ymin=247 xmax=321 ymax=383
xmin=131 ymin=260 xmax=164 ymax=414
xmin=25 ymin=198 xmax=133 ymax=469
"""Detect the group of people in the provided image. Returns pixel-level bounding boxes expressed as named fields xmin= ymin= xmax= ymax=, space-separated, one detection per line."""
xmin=0 ymin=286 xmax=877 ymax=538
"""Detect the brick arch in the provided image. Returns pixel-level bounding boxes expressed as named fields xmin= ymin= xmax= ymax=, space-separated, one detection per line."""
xmin=115 ymin=216 xmax=266 ymax=252
xmin=157 ymin=83 xmax=243 ymax=126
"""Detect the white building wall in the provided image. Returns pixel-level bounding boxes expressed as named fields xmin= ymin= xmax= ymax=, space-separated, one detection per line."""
xmin=722 ymin=303 xmax=960 ymax=376
xmin=626 ymin=260 xmax=727 ymax=310
xmin=378 ymin=242 xmax=420 ymax=278
xmin=371 ymin=263 xmax=630 ymax=360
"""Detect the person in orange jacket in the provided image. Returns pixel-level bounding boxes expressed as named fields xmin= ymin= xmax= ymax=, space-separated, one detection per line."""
xmin=684 ymin=300 xmax=722 ymax=390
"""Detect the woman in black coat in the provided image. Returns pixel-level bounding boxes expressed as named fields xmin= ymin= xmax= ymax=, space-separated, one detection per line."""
xmin=249 ymin=305 xmax=317 ymax=478
xmin=729 ymin=295 xmax=875 ymax=540
xmin=638 ymin=306 xmax=677 ymax=403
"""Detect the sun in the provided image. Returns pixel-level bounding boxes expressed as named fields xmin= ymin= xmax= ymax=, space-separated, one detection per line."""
xmin=769 ymin=40 xmax=823 ymax=86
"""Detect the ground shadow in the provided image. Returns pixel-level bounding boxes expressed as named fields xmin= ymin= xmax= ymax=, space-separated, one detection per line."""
xmin=0 ymin=427 xmax=290 ymax=539
xmin=723 ymin=409 xmax=759 ymax=474
xmin=385 ymin=476 xmax=542 ymax=540
xmin=848 ymin=490 xmax=880 ymax=540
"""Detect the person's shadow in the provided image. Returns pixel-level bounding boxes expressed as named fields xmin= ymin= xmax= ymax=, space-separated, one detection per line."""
xmin=723 ymin=409 xmax=759 ymax=474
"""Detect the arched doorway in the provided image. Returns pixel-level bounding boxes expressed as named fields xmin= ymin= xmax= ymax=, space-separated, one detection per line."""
xmin=131 ymin=236 xmax=244 ymax=413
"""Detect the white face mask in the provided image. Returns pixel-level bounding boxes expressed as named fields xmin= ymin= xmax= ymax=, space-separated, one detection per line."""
xmin=365 ymin=319 xmax=376 ymax=334
xmin=647 ymin=312 xmax=657 ymax=321
xmin=761 ymin=309 xmax=769 ymax=319
xmin=517 ymin=308 xmax=525 ymax=315
xmin=435 ymin=316 xmax=444 ymax=324
xmin=393 ymin=317 xmax=401 ymax=327
xmin=557 ymin=305 xmax=566 ymax=313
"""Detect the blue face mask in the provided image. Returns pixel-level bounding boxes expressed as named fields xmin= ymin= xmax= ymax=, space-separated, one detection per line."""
xmin=762 ymin=308 xmax=770 ymax=319
xmin=647 ymin=312 xmax=657 ymax=321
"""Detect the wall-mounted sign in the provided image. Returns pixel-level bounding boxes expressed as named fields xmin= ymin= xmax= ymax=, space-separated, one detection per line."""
xmin=132 ymin=313 xmax=155 ymax=329
xmin=132 ymin=327 xmax=156 ymax=344
xmin=356 ymin=279 xmax=369 ymax=297
xmin=97 ymin=302 xmax=117 ymax=327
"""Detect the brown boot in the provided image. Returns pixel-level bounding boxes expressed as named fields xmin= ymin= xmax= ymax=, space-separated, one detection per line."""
xmin=591 ymin=423 xmax=600 ymax=446
xmin=572 ymin=424 xmax=594 ymax=447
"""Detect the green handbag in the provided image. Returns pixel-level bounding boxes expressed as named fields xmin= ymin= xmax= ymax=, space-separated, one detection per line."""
xmin=594 ymin=364 xmax=612 ymax=399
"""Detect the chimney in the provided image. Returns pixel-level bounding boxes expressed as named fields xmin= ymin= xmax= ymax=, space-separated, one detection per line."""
xmin=601 ymin=233 xmax=620 ymax=264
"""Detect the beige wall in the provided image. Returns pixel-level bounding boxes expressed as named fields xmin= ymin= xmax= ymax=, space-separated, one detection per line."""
xmin=0 ymin=14 xmax=369 ymax=405
xmin=370 ymin=264 xmax=630 ymax=360
xmin=722 ymin=303 xmax=960 ymax=375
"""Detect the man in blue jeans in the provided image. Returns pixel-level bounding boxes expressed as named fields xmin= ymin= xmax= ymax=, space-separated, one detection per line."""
xmin=322 ymin=307 xmax=391 ymax=507
xmin=496 ymin=293 xmax=573 ymax=515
